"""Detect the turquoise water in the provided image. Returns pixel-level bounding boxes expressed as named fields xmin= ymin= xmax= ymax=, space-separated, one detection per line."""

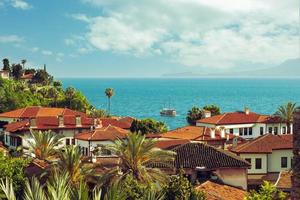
xmin=60 ymin=78 xmax=300 ymax=129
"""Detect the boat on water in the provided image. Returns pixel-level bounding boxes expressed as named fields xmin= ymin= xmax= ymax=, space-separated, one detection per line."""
xmin=160 ymin=108 xmax=176 ymax=117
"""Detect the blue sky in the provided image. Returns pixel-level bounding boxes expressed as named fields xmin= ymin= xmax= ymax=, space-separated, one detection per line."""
xmin=0 ymin=0 xmax=298 ymax=77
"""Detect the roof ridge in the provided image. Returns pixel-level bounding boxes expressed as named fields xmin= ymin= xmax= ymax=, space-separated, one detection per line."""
xmin=216 ymin=113 xmax=227 ymax=124
xmin=19 ymin=107 xmax=28 ymax=118
xmin=233 ymin=134 xmax=273 ymax=152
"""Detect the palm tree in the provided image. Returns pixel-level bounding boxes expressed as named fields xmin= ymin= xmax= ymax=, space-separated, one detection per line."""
xmin=2 ymin=58 xmax=10 ymax=72
xmin=292 ymin=108 xmax=300 ymax=200
xmin=105 ymin=88 xmax=114 ymax=114
xmin=27 ymin=130 xmax=61 ymax=160
xmin=56 ymin=146 xmax=92 ymax=185
xmin=48 ymin=87 xmax=59 ymax=107
xmin=21 ymin=59 xmax=27 ymax=68
xmin=101 ymin=133 xmax=175 ymax=185
xmin=186 ymin=107 xmax=204 ymax=125
xmin=0 ymin=178 xmax=16 ymax=200
xmin=275 ymin=102 xmax=297 ymax=134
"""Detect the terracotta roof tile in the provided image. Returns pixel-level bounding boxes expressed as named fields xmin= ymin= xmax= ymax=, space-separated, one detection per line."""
xmin=155 ymin=139 xmax=190 ymax=149
xmin=100 ymin=117 xmax=133 ymax=129
xmin=4 ymin=115 xmax=94 ymax=132
xmin=196 ymin=181 xmax=248 ymax=200
xmin=75 ymin=125 xmax=128 ymax=141
xmin=231 ymin=134 xmax=293 ymax=154
xmin=0 ymin=106 xmax=87 ymax=119
xmin=276 ymin=170 xmax=292 ymax=190
xmin=197 ymin=112 xmax=280 ymax=125
xmin=161 ymin=126 xmax=237 ymax=141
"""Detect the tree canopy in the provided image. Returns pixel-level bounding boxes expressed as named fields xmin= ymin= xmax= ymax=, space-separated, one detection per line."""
xmin=130 ymin=118 xmax=168 ymax=134
xmin=186 ymin=107 xmax=203 ymax=125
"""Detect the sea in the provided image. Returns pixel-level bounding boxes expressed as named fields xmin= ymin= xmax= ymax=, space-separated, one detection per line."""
xmin=59 ymin=78 xmax=300 ymax=130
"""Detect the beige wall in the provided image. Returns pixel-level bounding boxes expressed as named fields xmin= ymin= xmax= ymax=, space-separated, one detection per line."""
xmin=215 ymin=168 xmax=248 ymax=190
xmin=267 ymin=149 xmax=293 ymax=172
xmin=239 ymin=153 xmax=267 ymax=174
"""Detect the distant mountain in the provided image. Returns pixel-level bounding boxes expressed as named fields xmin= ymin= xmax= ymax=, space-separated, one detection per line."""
xmin=162 ymin=58 xmax=300 ymax=78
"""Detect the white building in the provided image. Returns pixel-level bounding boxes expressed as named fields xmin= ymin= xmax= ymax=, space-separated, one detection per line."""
xmin=75 ymin=125 xmax=129 ymax=157
xmin=230 ymin=134 xmax=293 ymax=189
xmin=196 ymin=108 xmax=291 ymax=140
xmin=0 ymin=70 xmax=10 ymax=79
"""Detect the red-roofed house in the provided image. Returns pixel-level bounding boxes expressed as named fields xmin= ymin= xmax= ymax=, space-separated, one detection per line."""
xmin=75 ymin=125 xmax=129 ymax=157
xmin=230 ymin=134 xmax=293 ymax=189
xmin=0 ymin=106 xmax=98 ymax=151
xmin=196 ymin=107 xmax=290 ymax=139
xmin=160 ymin=125 xmax=243 ymax=149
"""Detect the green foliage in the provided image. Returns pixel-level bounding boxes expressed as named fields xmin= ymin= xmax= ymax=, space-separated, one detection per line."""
xmin=186 ymin=107 xmax=203 ymax=125
xmin=31 ymin=69 xmax=53 ymax=85
xmin=89 ymin=108 xmax=110 ymax=118
xmin=164 ymin=170 xmax=206 ymax=200
xmin=244 ymin=181 xmax=286 ymax=200
xmin=24 ymin=68 xmax=36 ymax=75
xmin=0 ymin=153 xmax=30 ymax=196
xmin=130 ymin=118 xmax=168 ymax=134
xmin=0 ymin=75 xmax=93 ymax=113
xmin=122 ymin=175 xmax=147 ymax=200
xmin=275 ymin=102 xmax=297 ymax=133
xmin=203 ymin=104 xmax=221 ymax=116
xmin=11 ymin=64 xmax=23 ymax=80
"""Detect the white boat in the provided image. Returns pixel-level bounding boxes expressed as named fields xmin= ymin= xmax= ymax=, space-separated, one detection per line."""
xmin=160 ymin=108 xmax=176 ymax=117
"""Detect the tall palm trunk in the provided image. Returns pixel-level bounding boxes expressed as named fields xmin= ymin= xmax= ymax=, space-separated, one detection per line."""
xmin=108 ymin=97 xmax=111 ymax=114
xmin=292 ymin=109 xmax=300 ymax=200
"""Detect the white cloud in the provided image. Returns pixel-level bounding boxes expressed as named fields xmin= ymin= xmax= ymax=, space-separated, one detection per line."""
xmin=42 ymin=50 xmax=53 ymax=56
xmin=77 ymin=0 xmax=299 ymax=68
xmin=0 ymin=35 xmax=24 ymax=43
xmin=11 ymin=0 xmax=31 ymax=10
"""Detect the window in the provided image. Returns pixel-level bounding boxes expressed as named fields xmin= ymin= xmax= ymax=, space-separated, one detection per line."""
xmin=281 ymin=157 xmax=288 ymax=168
xmin=244 ymin=128 xmax=248 ymax=136
xmin=229 ymin=129 xmax=234 ymax=134
xmin=249 ymin=127 xmax=253 ymax=135
xmin=239 ymin=128 xmax=243 ymax=136
xmin=66 ymin=138 xmax=70 ymax=146
xmin=282 ymin=127 xmax=286 ymax=134
xmin=255 ymin=158 xmax=262 ymax=169
xmin=268 ymin=127 xmax=273 ymax=133
xmin=274 ymin=127 xmax=278 ymax=135
xmin=260 ymin=127 xmax=264 ymax=135
xmin=72 ymin=139 xmax=75 ymax=145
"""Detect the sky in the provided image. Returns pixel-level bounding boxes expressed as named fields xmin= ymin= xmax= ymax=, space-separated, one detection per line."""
xmin=0 ymin=0 xmax=299 ymax=77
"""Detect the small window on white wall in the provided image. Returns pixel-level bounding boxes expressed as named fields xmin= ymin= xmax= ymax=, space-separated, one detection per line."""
xmin=281 ymin=157 xmax=288 ymax=168
xmin=255 ymin=158 xmax=262 ymax=169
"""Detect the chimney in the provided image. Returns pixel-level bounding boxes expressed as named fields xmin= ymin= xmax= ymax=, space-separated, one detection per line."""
xmin=210 ymin=128 xmax=216 ymax=138
xmin=220 ymin=127 xmax=226 ymax=138
xmin=58 ymin=115 xmax=64 ymax=127
xmin=30 ymin=118 xmax=37 ymax=128
xmin=75 ymin=115 xmax=82 ymax=127
xmin=244 ymin=107 xmax=250 ymax=115
xmin=93 ymin=118 xmax=102 ymax=129
xmin=204 ymin=110 xmax=211 ymax=118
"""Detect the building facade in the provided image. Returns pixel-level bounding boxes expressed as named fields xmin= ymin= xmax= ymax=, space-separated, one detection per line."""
xmin=197 ymin=108 xmax=291 ymax=140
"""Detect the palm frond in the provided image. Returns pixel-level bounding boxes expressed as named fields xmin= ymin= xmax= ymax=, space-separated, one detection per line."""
xmin=0 ymin=178 xmax=16 ymax=200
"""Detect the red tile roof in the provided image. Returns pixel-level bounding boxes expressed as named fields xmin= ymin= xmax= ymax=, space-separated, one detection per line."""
xmin=276 ymin=170 xmax=292 ymax=190
xmin=100 ymin=117 xmax=133 ymax=129
xmin=155 ymin=139 xmax=190 ymax=149
xmin=20 ymin=73 xmax=34 ymax=80
xmin=196 ymin=181 xmax=248 ymax=200
xmin=161 ymin=126 xmax=237 ymax=141
xmin=75 ymin=125 xmax=128 ymax=141
xmin=197 ymin=112 xmax=280 ymax=125
xmin=0 ymin=106 xmax=87 ymax=119
xmin=4 ymin=116 xmax=94 ymax=132
xmin=231 ymin=134 xmax=293 ymax=154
